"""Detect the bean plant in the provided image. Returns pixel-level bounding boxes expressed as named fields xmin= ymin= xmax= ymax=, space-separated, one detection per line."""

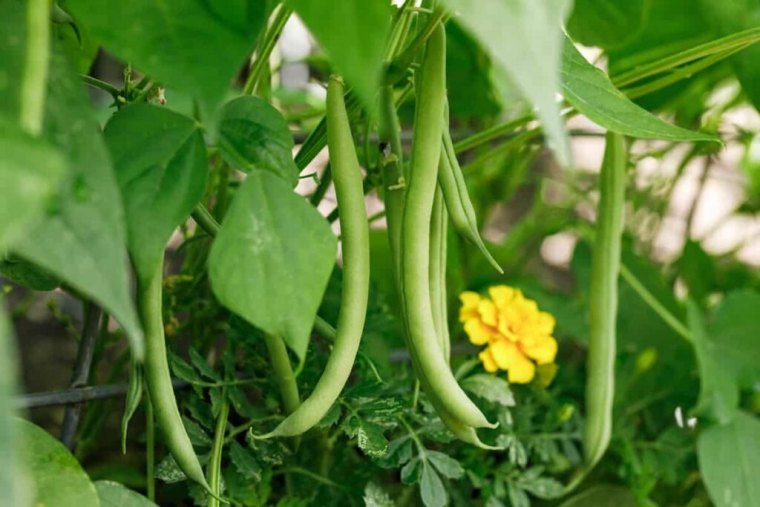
xmin=2 ymin=0 xmax=760 ymax=506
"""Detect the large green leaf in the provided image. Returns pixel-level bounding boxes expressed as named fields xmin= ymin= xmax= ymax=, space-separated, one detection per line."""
xmin=217 ymin=96 xmax=300 ymax=186
xmin=0 ymin=311 xmax=28 ymax=507
xmin=95 ymin=481 xmax=157 ymax=506
xmin=698 ymin=412 xmax=760 ymax=507
xmin=442 ymin=0 xmax=572 ymax=165
xmin=711 ymin=290 xmax=760 ymax=389
xmin=0 ymin=0 xmax=25 ymax=120
xmin=0 ymin=121 xmax=66 ymax=250
xmin=19 ymin=418 xmax=99 ymax=507
xmin=561 ymin=39 xmax=718 ymax=143
xmin=66 ymin=0 xmax=266 ymax=106
xmin=566 ymin=0 xmax=651 ymax=50
xmin=12 ymin=50 xmax=143 ymax=358
xmin=286 ymin=0 xmax=391 ymax=115
xmin=104 ymin=104 xmax=208 ymax=279
xmin=209 ymin=170 xmax=337 ymax=361
xmin=560 ymin=485 xmax=637 ymax=507
xmin=687 ymin=301 xmax=738 ymax=424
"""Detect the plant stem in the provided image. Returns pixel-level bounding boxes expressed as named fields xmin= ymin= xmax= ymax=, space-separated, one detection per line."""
xmin=20 ymin=0 xmax=50 ymax=135
xmin=264 ymin=334 xmax=300 ymax=414
xmin=146 ymin=394 xmax=156 ymax=501
xmin=309 ymin=164 xmax=333 ymax=207
xmin=192 ymin=205 xmax=221 ymax=236
xmin=244 ymin=3 xmax=293 ymax=95
xmin=80 ymin=75 xmax=121 ymax=98
xmin=207 ymin=398 xmax=229 ymax=507
xmin=619 ymin=264 xmax=692 ymax=342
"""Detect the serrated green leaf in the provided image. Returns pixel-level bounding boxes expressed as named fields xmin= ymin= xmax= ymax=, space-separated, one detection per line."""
xmin=286 ymin=0 xmax=391 ymax=115
xmin=95 ymin=480 xmax=157 ymax=507
xmin=209 ymin=170 xmax=337 ymax=361
xmin=566 ymin=0 xmax=651 ymax=50
xmin=343 ymin=416 xmax=389 ymax=459
xmin=155 ymin=455 xmax=187 ymax=484
xmin=12 ymin=50 xmax=143 ymax=358
xmin=104 ymin=104 xmax=208 ymax=280
xmin=461 ymin=373 xmax=515 ymax=406
xmin=18 ymin=418 xmax=99 ymax=507
xmin=66 ymin=0 xmax=266 ymax=106
xmin=561 ymin=39 xmax=718 ymax=143
xmin=181 ymin=415 xmax=212 ymax=447
xmin=189 ymin=348 xmax=221 ymax=382
xmin=426 ymin=450 xmax=464 ymax=479
xmin=363 ymin=482 xmax=396 ymax=507
xmin=443 ymin=0 xmax=572 ymax=164
xmin=217 ymin=96 xmax=300 ymax=186
xmin=0 ymin=121 xmax=66 ymax=251
xmin=229 ymin=441 xmax=262 ymax=482
xmin=420 ymin=461 xmax=447 ymax=507
xmin=698 ymin=412 xmax=760 ymax=507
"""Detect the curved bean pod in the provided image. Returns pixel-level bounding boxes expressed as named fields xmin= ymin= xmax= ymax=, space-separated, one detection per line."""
xmin=429 ymin=187 xmax=450 ymax=363
xmin=139 ymin=261 xmax=209 ymax=491
xmin=263 ymin=75 xmax=370 ymax=438
xmin=584 ymin=132 xmax=626 ymax=468
xmin=401 ymin=23 xmax=493 ymax=429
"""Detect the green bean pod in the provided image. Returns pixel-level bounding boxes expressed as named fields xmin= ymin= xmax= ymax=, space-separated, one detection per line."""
xmin=263 ymin=75 xmax=370 ymax=438
xmin=401 ymin=23 xmax=493 ymax=430
xmin=584 ymin=132 xmax=626 ymax=469
xmin=264 ymin=334 xmax=300 ymax=415
xmin=439 ymin=114 xmax=503 ymax=274
xmin=138 ymin=261 xmax=209 ymax=491
xmin=429 ymin=187 xmax=450 ymax=363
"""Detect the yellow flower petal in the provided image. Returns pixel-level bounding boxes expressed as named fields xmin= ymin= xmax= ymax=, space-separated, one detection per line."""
xmin=479 ymin=348 xmax=498 ymax=373
xmin=489 ymin=285 xmax=517 ymax=307
xmin=507 ymin=352 xmax=536 ymax=384
xmin=459 ymin=291 xmax=482 ymax=322
xmin=477 ymin=299 xmax=498 ymax=327
xmin=489 ymin=340 xmax=519 ymax=370
xmin=464 ymin=318 xmax=493 ymax=345
xmin=523 ymin=336 xmax=558 ymax=365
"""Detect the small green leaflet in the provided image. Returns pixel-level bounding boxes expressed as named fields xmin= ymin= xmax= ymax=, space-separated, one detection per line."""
xmin=209 ymin=170 xmax=337 ymax=361
xmin=561 ymin=38 xmax=718 ymax=143
xmin=217 ymin=96 xmax=300 ymax=186
xmin=104 ymin=104 xmax=208 ymax=280
xmin=95 ymin=481 xmax=157 ymax=507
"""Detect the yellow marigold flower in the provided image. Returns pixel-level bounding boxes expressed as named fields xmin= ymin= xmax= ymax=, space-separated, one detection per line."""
xmin=460 ymin=285 xmax=558 ymax=384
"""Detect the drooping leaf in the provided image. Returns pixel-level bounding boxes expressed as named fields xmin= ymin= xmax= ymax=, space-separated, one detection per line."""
xmin=95 ymin=480 xmax=157 ymax=507
xmin=12 ymin=49 xmax=143 ymax=358
xmin=561 ymin=39 xmax=719 ymax=143
xmin=687 ymin=301 xmax=738 ymax=424
xmin=104 ymin=104 xmax=208 ymax=280
xmin=286 ymin=0 xmax=391 ymax=114
xmin=566 ymin=0 xmax=651 ymax=50
xmin=443 ymin=0 xmax=572 ymax=164
xmin=217 ymin=96 xmax=300 ymax=186
xmin=698 ymin=412 xmax=760 ymax=507
xmin=461 ymin=373 xmax=516 ymax=407
xmin=0 ymin=121 xmax=66 ymax=250
xmin=209 ymin=170 xmax=337 ymax=361
xmin=18 ymin=418 xmax=99 ymax=507
xmin=66 ymin=0 xmax=267 ymax=106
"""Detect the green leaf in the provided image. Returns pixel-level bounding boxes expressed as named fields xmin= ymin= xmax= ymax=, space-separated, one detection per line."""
xmin=95 ymin=480 xmax=157 ymax=506
xmin=18 ymin=418 xmax=99 ymax=507
xmin=0 ymin=311 xmax=28 ymax=506
xmin=209 ymin=170 xmax=337 ymax=361
xmin=711 ymin=290 xmax=760 ymax=389
xmin=426 ymin=450 xmax=464 ymax=479
xmin=698 ymin=412 xmax=760 ymax=507
xmin=120 ymin=360 xmax=143 ymax=453
xmin=343 ymin=416 xmax=389 ymax=459
xmin=566 ymin=0 xmax=651 ymax=50
xmin=217 ymin=96 xmax=300 ymax=186
xmin=687 ymin=301 xmax=738 ymax=424
xmin=229 ymin=440 xmax=262 ymax=482
xmin=400 ymin=456 xmax=422 ymax=485
xmin=0 ymin=256 xmax=60 ymax=291
xmin=12 ymin=50 xmax=143 ymax=358
xmin=0 ymin=121 xmax=66 ymax=250
xmin=461 ymin=373 xmax=516 ymax=406
xmin=561 ymin=39 xmax=718 ymax=143
xmin=66 ymin=0 xmax=266 ymax=106
xmin=286 ymin=0 xmax=391 ymax=114
xmin=363 ymin=482 xmax=396 ymax=507
xmin=443 ymin=0 xmax=572 ymax=164
xmin=104 ymin=104 xmax=208 ymax=280
xmin=0 ymin=0 xmax=25 ymax=120
xmin=419 ymin=461 xmax=447 ymax=507
xmin=559 ymin=485 xmax=637 ymax=507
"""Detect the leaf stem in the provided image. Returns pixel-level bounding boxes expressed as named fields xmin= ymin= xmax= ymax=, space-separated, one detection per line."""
xmin=80 ymin=75 xmax=121 ymax=98
xmin=244 ymin=3 xmax=293 ymax=95
xmin=264 ymin=334 xmax=301 ymax=414
xmin=207 ymin=397 xmax=229 ymax=507
xmin=146 ymin=394 xmax=156 ymax=501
